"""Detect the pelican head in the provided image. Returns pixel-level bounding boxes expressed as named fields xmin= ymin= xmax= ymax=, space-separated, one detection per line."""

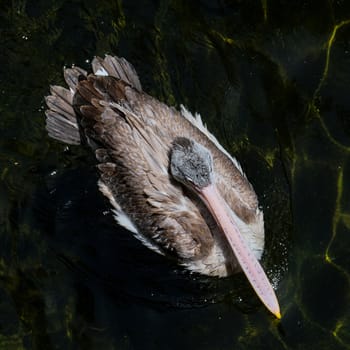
xmin=170 ymin=137 xmax=213 ymax=190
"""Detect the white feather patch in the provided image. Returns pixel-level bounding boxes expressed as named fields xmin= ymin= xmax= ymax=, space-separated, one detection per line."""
xmin=180 ymin=105 xmax=245 ymax=176
xmin=97 ymin=180 xmax=164 ymax=255
xmin=95 ymin=67 xmax=108 ymax=76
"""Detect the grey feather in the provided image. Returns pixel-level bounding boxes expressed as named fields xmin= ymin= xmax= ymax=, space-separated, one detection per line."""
xmin=92 ymin=55 xmax=142 ymax=91
xmin=45 ymin=85 xmax=81 ymax=145
xmin=63 ymin=66 xmax=87 ymax=92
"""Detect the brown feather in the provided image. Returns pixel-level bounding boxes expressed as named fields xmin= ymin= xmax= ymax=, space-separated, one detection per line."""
xmin=44 ymin=55 xmax=264 ymax=277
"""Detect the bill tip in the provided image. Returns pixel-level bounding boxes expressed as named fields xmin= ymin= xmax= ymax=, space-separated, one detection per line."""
xmin=275 ymin=311 xmax=281 ymax=319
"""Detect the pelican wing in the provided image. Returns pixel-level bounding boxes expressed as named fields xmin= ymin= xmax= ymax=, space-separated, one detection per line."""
xmin=72 ymin=74 xmax=215 ymax=262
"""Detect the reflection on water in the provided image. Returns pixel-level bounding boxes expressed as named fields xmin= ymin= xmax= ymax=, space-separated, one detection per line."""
xmin=0 ymin=1 xmax=350 ymax=349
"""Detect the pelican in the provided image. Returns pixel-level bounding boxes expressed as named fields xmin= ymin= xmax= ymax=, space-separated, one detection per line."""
xmin=45 ymin=55 xmax=280 ymax=318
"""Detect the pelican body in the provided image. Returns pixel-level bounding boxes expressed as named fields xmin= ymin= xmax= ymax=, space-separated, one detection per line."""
xmin=45 ymin=55 xmax=280 ymax=317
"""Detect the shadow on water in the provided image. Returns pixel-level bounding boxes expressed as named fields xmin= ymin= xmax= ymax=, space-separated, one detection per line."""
xmin=1 ymin=0 xmax=350 ymax=349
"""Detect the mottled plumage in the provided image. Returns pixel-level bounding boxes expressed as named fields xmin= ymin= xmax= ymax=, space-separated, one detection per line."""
xmin=45 ymin=55 xmax=265 ymax=277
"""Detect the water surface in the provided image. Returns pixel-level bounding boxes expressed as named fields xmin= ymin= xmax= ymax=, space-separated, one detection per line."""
xmin=1 ymin=1 xmax=350 ymax=349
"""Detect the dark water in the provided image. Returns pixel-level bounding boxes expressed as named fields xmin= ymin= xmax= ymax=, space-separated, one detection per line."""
xmin=1 ymin=0 xmax=350 ymax=349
